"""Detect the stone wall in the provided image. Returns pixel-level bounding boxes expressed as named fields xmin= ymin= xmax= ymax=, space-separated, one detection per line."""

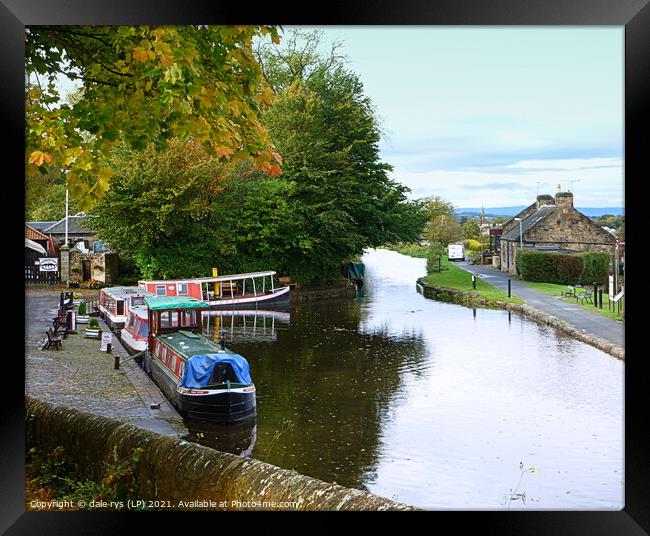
xmin=68 ymin=251 xmax=119 ymax=285
xmin=525 ymin=205 xmax=616 ymax=252
xmin=25 ymin=397 xmax=416 ymax=511
xmin=418 ymin=280 xmax=624 ymax=360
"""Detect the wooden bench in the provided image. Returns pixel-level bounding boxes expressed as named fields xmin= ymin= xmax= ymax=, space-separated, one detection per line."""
xmin=575 ymin=289 xmax=593 ymax=304
xmin=42 ymin=327 xmax=63 ymax=350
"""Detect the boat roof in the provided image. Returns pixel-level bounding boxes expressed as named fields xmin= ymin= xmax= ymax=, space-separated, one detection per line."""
xmin=157 ymin=330 xmax=224 ymax=359
xmin=128 ymin=305 xmax=149 ymax=318
xmin=139 ymin=270 xmax=277 ymax=285
xmin=102 ymin=286 xmax=155 ymax=299
xmin=144 ymin=296 xmax=211 ymax=311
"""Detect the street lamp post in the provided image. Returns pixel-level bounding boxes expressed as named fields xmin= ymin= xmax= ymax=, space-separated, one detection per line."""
xmin=514 ymin=218 xmax=523 ymax=250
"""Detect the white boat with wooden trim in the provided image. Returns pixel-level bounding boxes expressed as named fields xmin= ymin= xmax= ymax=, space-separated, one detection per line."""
xmin=142 ymin=296 xmax=256 ymax=423
xmin=138 ymin=271 xmax=290 ymax=309
xmin=98 ymin=286 xmax=155 ymax=329
xmin=119 ymin=304 xmax=149 ymax=354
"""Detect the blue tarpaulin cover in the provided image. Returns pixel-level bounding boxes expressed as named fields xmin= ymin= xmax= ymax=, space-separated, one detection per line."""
xmin=180 ymin=353 xmax=252 ymax=388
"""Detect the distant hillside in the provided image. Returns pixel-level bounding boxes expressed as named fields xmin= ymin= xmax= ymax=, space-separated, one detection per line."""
xmin=456 ymin=206 xmax=624 ymax=218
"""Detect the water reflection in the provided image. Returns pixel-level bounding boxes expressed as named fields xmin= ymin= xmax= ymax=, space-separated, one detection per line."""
xmin=185 ymin=418 xmax=257 ymax=458
xmin=191 ymin=249 xmax=623 ymax=510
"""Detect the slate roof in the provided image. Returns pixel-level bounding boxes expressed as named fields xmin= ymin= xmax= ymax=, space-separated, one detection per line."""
xmin=501 ymin=205 xmax=556 ymax=241
xmin=42 ymin=215 xmax=94 ymax=235
xmin=26 ymin=221 xmax=56 ymax=232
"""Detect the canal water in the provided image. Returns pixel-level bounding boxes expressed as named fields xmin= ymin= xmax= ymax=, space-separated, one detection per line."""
xmin=193 ymin=248 xmax=624 ymax=510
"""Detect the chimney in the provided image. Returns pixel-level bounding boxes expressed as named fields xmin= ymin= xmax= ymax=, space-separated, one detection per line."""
xmin=536 ymin=194 xmax=555 ymax=208
xmin=555 ymin=191 xmax=574 ymax=209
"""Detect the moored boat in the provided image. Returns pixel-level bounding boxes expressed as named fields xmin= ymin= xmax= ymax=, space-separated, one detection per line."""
xmin=142 ymin=296 xmax=256 ymax=423
xmin=138 ymin=271 xmax=290 ymax=309
xmin=120 ymin=304 xmax=149 ymax=355
xmin=98 ymin=286 xmax=154 ymax=329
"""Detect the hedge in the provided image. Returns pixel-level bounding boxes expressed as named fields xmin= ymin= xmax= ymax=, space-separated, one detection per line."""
xmin=581 ymin=252 xmax=610 ymax=285
xmin=516 ymin=250 xmax=610 ymax=285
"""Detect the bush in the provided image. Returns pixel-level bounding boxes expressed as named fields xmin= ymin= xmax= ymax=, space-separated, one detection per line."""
xmin=89 ymin=318 xmax=99 ymax=329
xmin=517 ymin=250 xmax=583 ymax=284
xmin=517 ymin=250 xmax=612 ymax=285
xmin=580 ymin=252 xmax=610 ymax=285
xmin=77 ymin=302 xmax=86 ymax=316
xmin=463 ymin=239 xmax=482 ymax=251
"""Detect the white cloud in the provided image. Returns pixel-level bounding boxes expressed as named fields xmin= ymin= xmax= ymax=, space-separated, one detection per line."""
xmin=392 ymin=158 xmax=624 ymax=208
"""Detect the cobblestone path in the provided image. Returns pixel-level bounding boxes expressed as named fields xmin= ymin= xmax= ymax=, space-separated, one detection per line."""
xmin=25 ymin=288 xmax=186 ymax=437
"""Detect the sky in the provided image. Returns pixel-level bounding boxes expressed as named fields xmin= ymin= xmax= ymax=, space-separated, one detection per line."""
xmin=54 ymin=26 xmax=624 ymax=209
xmin=300 ymin=26 xmax=624 ymax=209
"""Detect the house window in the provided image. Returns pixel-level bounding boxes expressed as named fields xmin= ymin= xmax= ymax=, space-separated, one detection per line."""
xmin=156 ymin=285 xmax=166 ymax=296
xmin=178 ymin=283 xmax=188 ymax=295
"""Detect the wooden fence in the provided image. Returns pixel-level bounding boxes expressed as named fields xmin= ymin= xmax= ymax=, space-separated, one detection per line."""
xmin=25 ymin=265 xmax=60 ymax=285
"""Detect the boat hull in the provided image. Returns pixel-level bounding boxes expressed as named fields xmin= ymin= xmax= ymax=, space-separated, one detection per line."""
xmin=177 ymin=388 xmax=256 ymax=423
xmin=208 ymin=286 xmax=291 ymax=309
xmin=143 ymin=350 xmax=256 ymax=423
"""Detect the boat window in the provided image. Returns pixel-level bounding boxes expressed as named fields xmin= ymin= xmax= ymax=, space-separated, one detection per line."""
xmin=138 ymin=320 xmax=149 ymax=338
xmin=131 ymin=296 xmax=145 ymax=306
xmin=178 ymin=283 xmax=188 ymax=295
xmin=117 ymin=300 xmax=125 ymax=316
xmin=160 ymin=311 xmax=170 ymax=327
xmin=156 ymin=285 xmax=166 ymax=296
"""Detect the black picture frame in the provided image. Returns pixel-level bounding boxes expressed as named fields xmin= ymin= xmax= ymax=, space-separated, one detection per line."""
xmin=6 ymin=0 xmax=647 ymax=533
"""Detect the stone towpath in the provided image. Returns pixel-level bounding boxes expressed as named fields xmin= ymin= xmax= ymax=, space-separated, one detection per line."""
xmin=456 ymin=262 xmax=624 ymax=350
xmin=25 ymin=288 xmax=187 ymax=437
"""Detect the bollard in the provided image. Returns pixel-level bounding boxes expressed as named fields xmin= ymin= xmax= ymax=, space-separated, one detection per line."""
xmin=599 ymin=289 xmax=603 ymax=309
xmin=472 ymin=274 xmax=476 ymax=290
xmin=593 ymin=284 xmax=598 ymax=308
xmin=114 ymin=354 xmax=120 ymax=370
xmin=508 ymin=278 xmax=511 ymax=298
xmin=107 ymin=342 xmax=112 ymax=354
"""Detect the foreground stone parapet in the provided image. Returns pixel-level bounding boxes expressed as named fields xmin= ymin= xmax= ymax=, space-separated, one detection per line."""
xmin=25 ymin=397 xmax=417 ymax=511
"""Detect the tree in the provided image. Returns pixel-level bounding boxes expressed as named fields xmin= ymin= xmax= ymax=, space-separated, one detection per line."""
xmin=462 ymin=219 xmax=481 ymax=240
xmin=423 ymin=196 xmax=463 ymax=246
xmin=87 ymin=140 xmax=227 ymax=278
xmin=261 ymin=31 xmax=427 ymax=282
xmin=25 ymin=25 xmax=282 ymax=209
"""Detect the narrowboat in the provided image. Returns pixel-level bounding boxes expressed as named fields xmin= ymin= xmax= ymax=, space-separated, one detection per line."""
xmin=98 ymin=286 xmax=154 ymax=329
xmin=142 ymin=296 xmax=256 ymax=423
xmin=138 ymin=270 xmax=290 ymax=309
xmin=119 ymin=305 xmax=149 ymax=355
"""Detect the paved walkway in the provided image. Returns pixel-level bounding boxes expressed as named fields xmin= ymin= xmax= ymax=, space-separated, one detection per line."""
xmin=456 ymin=262 xmax=624 ymax=349
xmin=25 ymin=288 xmax=187 ymax=437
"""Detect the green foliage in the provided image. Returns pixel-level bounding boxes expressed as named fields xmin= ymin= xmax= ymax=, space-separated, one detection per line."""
xmin=426 ymin=242 xmax=447 ymax=272
xmin=580 ymin=252 xmax=610 ymax=285
xmin=89 ymin=318 xmax=100 ymax=329
xmin=423 ymin=196 xmax=463 ymax=246
xmin=463 ymin=239 xmax=482 ymax=252
xmin=77 ymin=302 xmax=86 ymax=316
xmin=26 ymin=446 xmax=144 ymax=508
xmin=262 ymin=36 xmax=427 ymax=283
xmin=88 ymin=31 xmax=426 ymax=285
xmin=517 ymin=250 xmax=582 ymax=284
xmin=25 ymin=25 xmax=282 ymax=209
xmin=462 ymin=220 xmax=481 ymax=240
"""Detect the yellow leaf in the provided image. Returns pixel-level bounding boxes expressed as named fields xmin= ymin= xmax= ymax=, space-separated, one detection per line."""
xmin=132 ymin=47 xmax=150 ymax=63
xmin=215 ymin=146 xmax=234 ymax=159
xmin=28 ymin=151 xmax=51 ymax=166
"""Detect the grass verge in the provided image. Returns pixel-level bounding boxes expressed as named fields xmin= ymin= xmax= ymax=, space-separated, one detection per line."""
xmin=388 ymin=244 xmax=524 ymax=304
xmin=522 ymin=281 xmax=624 ymax=321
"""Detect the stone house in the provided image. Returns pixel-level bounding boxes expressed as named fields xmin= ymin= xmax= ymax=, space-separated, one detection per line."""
xmin=499 ymin=192 xmax=617 ymax=274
